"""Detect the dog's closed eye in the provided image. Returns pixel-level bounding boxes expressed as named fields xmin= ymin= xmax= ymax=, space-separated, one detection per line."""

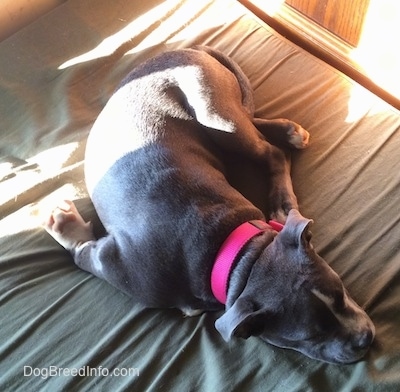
xmin=312 ymin=287 xmax=348 ymax=315
xmin=304 ymin=230 xmax=312 ymax=242
xmin=332 ymin=288 xmax=350 ymax=311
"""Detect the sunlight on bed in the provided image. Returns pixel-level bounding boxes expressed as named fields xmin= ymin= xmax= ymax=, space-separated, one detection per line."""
xmin=0 ymin=142 xmax=83 ymax=238
xmin=350 ymin=0 xmax=400 ymax=102
xmin=58 ymin=0 xmax=218 ymax=69
xmin=58 ymin=1 xmax=173 ymax=69
xmin=0 ymin=184 xmax=84 ymax=239
xmin=345 ymin=83 xmax=393 ymax=123
xmin=345 ymin=1 xmax=400 ymax=123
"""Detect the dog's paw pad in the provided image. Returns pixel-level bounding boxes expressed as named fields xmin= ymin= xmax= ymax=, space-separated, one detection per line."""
xmin=44 ymin=200 xmax=95 ymax=250
xmin=288 ymin=124 xmax=310 ymax=149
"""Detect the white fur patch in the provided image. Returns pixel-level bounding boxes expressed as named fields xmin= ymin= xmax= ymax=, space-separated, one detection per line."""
xmin=180 ymin=307 xmax=204 ymax=317
xmin=288 ymin=125 xmax=310 ymax=149
xmin=93 ymin=257 xmax=104 ymax=274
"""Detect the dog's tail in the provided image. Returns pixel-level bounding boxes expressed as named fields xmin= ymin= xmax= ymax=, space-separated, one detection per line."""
xmin=193 ymin=45 xmax=255 ymax=116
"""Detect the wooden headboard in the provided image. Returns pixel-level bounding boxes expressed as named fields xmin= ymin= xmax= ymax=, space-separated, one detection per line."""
xmin=240 ymin=0 xmax=400 ymax=110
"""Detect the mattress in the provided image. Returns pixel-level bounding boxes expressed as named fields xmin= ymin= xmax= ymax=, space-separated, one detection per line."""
xmin=1 ymin=0 xmax=400 ymax=390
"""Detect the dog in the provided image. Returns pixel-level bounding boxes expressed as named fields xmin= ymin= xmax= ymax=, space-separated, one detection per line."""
xmin=45 ymin=46 xmax=375 ymax=364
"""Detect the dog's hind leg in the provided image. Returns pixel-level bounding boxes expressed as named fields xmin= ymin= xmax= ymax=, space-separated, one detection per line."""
xmin=192 ymin=48 xmax=309 ymax=150
xmin=177 ymin=50 xmax=303 ymax=221
xmin=253 ymin=118 xmax=310 ymax=150
xmin=177 ymin=66 xmax=298 ymax=220
xmin=193 ymin=46 xmax=255 ymax=116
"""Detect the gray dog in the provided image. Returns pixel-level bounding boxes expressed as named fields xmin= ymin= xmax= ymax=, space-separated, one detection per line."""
xmin=45 ymin=46 xmax=375 ymax=364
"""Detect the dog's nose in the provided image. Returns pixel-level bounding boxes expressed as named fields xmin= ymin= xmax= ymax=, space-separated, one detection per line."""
xmin=352 ymin=329 xmax=374 ymax=350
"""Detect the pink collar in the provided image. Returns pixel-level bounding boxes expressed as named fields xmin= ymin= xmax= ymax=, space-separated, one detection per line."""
xmin=211 ymin=220 xmax=284 ymax=304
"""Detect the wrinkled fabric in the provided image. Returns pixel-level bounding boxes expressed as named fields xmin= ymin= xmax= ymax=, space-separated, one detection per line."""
xmin=0 ymin=0 xmax=399 ymax=390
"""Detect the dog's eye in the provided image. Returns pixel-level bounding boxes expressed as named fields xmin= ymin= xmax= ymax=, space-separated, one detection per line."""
xmin=333 ymin=291 xmax=346 ymax=310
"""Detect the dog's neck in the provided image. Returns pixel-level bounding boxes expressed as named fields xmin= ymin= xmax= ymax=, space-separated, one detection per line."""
xmin=211 ymin=220 xmax=283 ymax=304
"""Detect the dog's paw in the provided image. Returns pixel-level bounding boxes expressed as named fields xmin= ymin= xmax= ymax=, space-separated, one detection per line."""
xmin=269 ymin=209 xmax=289 ymax=224
xmin=269 ymin=189 xmax=298 ymax=224
xmin=44 ymin=200 xmax=95 ymax=250
xmin=180 ymin=307 xmax=205 ymax=317
xmin=288 ymin=123 xmax=310 ymax=149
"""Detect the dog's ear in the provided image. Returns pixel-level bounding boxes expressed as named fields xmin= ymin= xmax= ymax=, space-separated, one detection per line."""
xmin=282 ymin=209 xmax=314 ymax=246
xmin=215 ymin=297 xmax=268 ymax=341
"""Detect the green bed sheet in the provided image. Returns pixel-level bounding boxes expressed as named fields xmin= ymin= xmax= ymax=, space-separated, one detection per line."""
xmin=1 ymin=0 xmax=400 ymax=390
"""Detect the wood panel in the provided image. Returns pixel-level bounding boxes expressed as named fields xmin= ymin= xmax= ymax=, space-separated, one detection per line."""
xmin=285 ymin=0 xmax=370 ymax=46
xmin=239 ymin=0 xmax=400 ymax=108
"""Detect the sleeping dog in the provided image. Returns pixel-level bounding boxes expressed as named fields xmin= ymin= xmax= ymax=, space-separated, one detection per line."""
xmin=45 ymin=46 xmax=375 ymax=364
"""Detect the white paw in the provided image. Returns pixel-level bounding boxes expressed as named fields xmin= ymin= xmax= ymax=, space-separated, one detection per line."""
xmin=44 ymin=200 xmax=95 ymax=250
xmin=288 ymin=124 xmax=310 ymax=149
xmin=180 ymin=308 xmax=205 ymax=317
xmin=270 ymin=209 xmax=288 ymax=224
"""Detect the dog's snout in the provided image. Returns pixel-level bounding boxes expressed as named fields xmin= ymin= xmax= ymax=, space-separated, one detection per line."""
xmin=352 ymin=329 xmax=374 ymax=350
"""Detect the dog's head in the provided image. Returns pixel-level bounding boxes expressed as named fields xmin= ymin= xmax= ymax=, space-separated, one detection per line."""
xmin=215 ymin=209 xmax=375 ymax=364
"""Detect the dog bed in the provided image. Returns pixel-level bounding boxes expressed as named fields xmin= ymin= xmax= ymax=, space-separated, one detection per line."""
xmin=1 ymin=0 xmax=399 ymax=390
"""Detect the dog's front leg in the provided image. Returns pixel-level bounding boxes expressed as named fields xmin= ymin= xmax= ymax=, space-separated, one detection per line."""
xmin=44 ymin=200 xmax=127 ymax=293
xmin=44 ymin=200 xmax=95 ymax=250
xmin=266 ymin=147 xmax=298 ymax=223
